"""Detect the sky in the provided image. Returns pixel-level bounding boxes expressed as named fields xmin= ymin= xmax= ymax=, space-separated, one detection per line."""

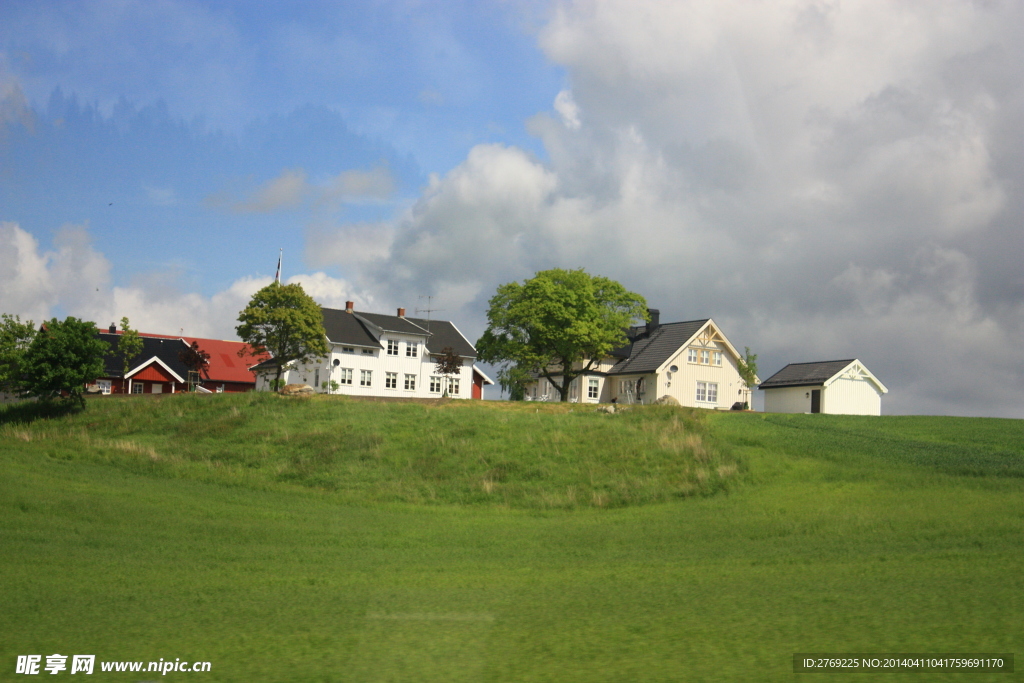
xmin=1 ymin=0 xmax=1022 ymax=416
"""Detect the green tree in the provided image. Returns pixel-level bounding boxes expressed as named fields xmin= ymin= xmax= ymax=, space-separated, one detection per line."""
xmin=497 ymin=365 xmax=532 ymax=401
xmin=477 ymin=268 xmax=648 ymax=402
xmin=117 ymin=316 xmax=144 ymax=390
xmin=736 ymin=346 xmax=759 ymax=409
xmin=236 ymin=281 xmax=329 ymax=389
xmin=22 ymin=317 xmax=110 ymax=407
xmin=0 ymin=313 xmax=37 ymax=396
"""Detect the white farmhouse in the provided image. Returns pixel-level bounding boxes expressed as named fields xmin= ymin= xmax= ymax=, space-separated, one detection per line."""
xmin=252 ymin=302 xmax=493 ymax=399
xmin=758 ymin=359 xmax=887 ymax=415
xmin=524 ymin=310 xmax=758 ymax=408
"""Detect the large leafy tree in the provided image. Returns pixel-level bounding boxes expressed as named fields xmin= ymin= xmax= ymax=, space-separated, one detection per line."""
xmin=22 ymin=317 xmax=110 ymax=407
xmin=236 ymin=281 xmax=329 ymax=389
xmin=477 ymin=268 xmax=648 ymax=402
xmin=0 ymin=313 xmax=37 ymax=395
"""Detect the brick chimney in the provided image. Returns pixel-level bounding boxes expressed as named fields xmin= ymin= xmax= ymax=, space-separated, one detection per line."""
xmin=397 ymin=307 xmax=406 ymax=318
xmin=646 ymin=309 xmax=660 ymax=337
xmin=345 ymin=301 xmax=354 ymax=313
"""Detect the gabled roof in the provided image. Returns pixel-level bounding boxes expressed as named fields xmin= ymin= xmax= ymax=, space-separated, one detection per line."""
xmin=607 ymin=319 xmax=709 ymax=375
xmin=758 ymin=359 xmax=887 ymax=393
xmin=125 ymin=355 xmax=186 ymax=383
xmin=353 ymin=311 xmax=430 ymax=336
xmin=321 ymin=307 xmax=381 ymax=348
xmin=406 ymin=317 xmax=476 ymax=357
xmin=181 ymin=337 xmax=268 ymax=384
xmin=317 ymin=307 xmax=477 ymax=358
xmin=98 ymin=333 xmax=192 ymax=380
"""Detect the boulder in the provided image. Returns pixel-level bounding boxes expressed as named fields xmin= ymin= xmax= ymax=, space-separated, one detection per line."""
xmin=280 ymin=383 xmax=315 ymax=396
xmin=654 ymin=395 xmax=681 ymax=406
xmin=596 ymin=404 xmax=616 ymax=414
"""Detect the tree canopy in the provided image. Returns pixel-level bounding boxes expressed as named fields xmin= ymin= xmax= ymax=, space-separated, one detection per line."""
xmin=22 ymin=317 xmax=109 ymax=407
xmin=236 ymin=281 xmax=329 ymax=387
xmin=476 ymin=268 xmax=648 ymax=402
xmin=0 ymin=313 xmax=37 ymax=396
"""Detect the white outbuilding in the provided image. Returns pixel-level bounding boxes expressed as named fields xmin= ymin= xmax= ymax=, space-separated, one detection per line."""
xmin=758 ymin=359 xmax=888 ymax=416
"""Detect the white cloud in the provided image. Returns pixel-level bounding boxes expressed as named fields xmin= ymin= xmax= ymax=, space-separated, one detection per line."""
xmin=212 ymin=166 xmax=396 ymax=213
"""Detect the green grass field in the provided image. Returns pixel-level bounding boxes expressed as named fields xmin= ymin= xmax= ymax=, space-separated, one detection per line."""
xmin=2 ymin=394 xmax=1022 ymax=681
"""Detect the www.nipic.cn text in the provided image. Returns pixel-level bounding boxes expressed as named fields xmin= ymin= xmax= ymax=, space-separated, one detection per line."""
xmin=16 ymin=655 xmax=211 ymax=675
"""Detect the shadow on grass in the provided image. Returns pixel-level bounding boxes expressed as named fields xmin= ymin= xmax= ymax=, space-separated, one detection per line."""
xmin=0 ymin=399 xmax=82 ymax=425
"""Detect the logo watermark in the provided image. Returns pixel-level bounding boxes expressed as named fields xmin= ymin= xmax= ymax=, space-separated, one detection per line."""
xmin=16 ymin=655 xmax=211 ymax=675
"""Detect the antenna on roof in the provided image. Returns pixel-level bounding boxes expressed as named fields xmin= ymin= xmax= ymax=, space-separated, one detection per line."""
xmin=416 ymin=295 xmax=444 ymax=334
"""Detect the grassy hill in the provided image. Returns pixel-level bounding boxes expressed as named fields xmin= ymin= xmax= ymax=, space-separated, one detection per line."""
xmin=2 ymin=394 xmax=1022 ymax=681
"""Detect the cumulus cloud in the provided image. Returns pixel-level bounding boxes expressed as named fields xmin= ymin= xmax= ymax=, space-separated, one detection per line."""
xmin=0 ymin=221 xmax=373 ymax=340
xmin=309 ymin=0 xmax=1024 ymax=416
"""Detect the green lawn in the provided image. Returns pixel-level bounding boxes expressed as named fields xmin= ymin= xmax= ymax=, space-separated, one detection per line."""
xmin=1 ymin=395 xmax=1021 ymax=681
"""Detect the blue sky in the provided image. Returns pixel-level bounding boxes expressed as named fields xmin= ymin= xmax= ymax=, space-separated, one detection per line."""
xmin=2 ymin=1 xmax=1023 ymax=416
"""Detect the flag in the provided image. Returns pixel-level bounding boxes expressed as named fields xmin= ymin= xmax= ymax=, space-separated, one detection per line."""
xmin=275 ymin=249 xmax=282 ymax=284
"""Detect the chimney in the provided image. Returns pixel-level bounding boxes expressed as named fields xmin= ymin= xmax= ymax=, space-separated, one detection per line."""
xmin=345 ymin=301 xmax=354 ymax=314
xmin=109 ymin=323 xmax=117 ymax=334
xmin=646 ymin=309 xmax=660 ymax=336
xmin=397 ymin=307 xmax=406 ymax=318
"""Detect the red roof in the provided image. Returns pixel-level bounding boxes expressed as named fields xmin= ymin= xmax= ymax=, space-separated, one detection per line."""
xmin=99 ymin=328 xmax=270 ymax=385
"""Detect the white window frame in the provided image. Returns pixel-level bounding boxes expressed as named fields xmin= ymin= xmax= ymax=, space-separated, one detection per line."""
xmin=588 ymin=378 xmax=599 ymax=399
xmin=447 ymin=377 xmax=460 ymax=395
xmin=404 ymin=374 xmax=416 ymax=390
xmin=688 ymin=348 xmax=698 ymax=363
xmin=701 ymin=349 xmax=710 ymax=365
xmin=339 ymin=368 xmax=353 ymax=385
xmin=713 ymin=351 xmax=722 ymax=366
xmin=429 ymin=376 xmax=442 ymax=394
xmin=360 ymin=369 xmax=372 ymax=387
xmin=362 ymin=348 xmax=374 ymax=355
xmin=708 ymin=382 xmax=718 ymax=403
xmin=385 ymin=372 xmax=398 ymax=389
xmin=97 ymin=379 xmax=111 ymax=395
xmin=132 ymin=382 xmax=144 ymax=394
xmin=696 ymin=381 xmax=719 ymax=403
xmin=342 ymin=347 xmax=354 ymax=354
xmin=386 ymin=339 xmax=399 ymax=356
xmin=406 ymin=342 xmax=418 ymax=358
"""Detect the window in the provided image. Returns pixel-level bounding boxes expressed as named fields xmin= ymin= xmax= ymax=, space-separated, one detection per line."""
xmin=588 ymin=378 xmax=599 ymax=399
xmin=362 ymin=348 xmax=374 ymax=355
xmin=713 ymin=351 xmax=722 ymax=366
xmin=342 ymin=347 xmax=354 ymax=354
xmin=315 ymin=369 xmax=320 ymax=387
xmin=701 ymin=350 xmax=710 ymax=365
xmin=429 ymin=376 xmax=442 ymax=393
xmin=360 ymin=370 xmax=372 ymax=387
xmin=387 ymin=339 xmax=398 ymax=356
xmin=385 ymin=372 xmax=398 ymax=389
xmin=132 ymin=382 xmax=143 ymax=394
xmin=404 ymin=374 xmax=416 ymax=390
xmin=447 ymin=378 xmax=460 ymax=395
xmin=696 ymin=381 xmax=719 ymax=403
xmin=96 ymin=380 xmax=111 ymax=395
xmin=406 ymin=343 xmax=417 ymax=358
xmin=339 ymin=368 xmax=353 ymax=385
xmin=688 ymin=348 xmax=698 ymax=363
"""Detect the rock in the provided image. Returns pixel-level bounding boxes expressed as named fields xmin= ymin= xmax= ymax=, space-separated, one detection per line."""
xmin=596 ymin=404 xmax=616 ymax=414
xmin=280 ymin=383 xmax=315 ymax=396
xmin=654 ymin=395 xmax=681 ymax=406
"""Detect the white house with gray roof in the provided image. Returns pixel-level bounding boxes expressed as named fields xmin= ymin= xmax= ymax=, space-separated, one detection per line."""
xmin=252 ymin=302 xmax=493 ymax=399
xmin=758 ymin=359 xmax=887 ymax=415
xmin=525 ymin=310 xmax=757 ymax=408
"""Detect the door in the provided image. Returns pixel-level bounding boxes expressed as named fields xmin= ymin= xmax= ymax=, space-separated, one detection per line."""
xmin=810 ymin=389 xmax=821 ymax=414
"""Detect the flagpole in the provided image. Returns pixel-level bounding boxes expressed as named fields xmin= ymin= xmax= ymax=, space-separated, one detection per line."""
xmin=275 ymin=248 xmax=282 ymax=284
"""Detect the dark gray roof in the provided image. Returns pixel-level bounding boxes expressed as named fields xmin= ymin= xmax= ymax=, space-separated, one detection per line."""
xmin=353 ymin=312 xmax=430 ymax=336
xmin=406 ymin=317 xmax=476 ymax=357
xmin=608 ymin=320 xmax=709 ymax=375
xmin=758 ymin=360 xmax=856 ymax=389
xmin=98 ymin=333 xmax=192 ymax=379
xmin=316 ymin=307 xmax=477 ymax=359
xmin=321 ymin=307 xmax=380 ymax=347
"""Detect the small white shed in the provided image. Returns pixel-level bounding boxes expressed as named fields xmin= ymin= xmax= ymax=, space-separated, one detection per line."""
xmin=759 ymin=359 xmax=887 ymax=416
